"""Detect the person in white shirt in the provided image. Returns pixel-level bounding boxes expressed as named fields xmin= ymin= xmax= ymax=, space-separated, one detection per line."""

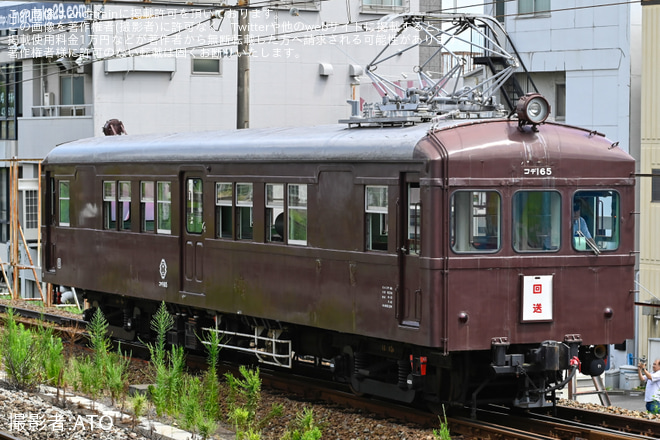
xmin=638 ymin=358 xmax=660 ymax=413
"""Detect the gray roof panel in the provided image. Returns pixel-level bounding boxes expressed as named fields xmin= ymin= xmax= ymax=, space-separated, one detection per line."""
xmin=45 ymin=123 xmax=437 ymax=165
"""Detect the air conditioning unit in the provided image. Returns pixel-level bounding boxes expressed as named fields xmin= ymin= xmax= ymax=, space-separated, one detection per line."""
xmin=43 ymin=92 xmax=55 ymax=106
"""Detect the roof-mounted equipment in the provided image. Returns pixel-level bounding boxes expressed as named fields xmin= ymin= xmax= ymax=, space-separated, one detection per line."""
xmin=340 ymin=13 xmax=541 ymax=127
xmin=515 ymin=93 xmax=550 ymax=131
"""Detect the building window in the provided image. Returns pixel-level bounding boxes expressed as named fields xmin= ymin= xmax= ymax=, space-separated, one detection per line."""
xmin=555 ymin=83 xmax=566 ymax=120
xmin=59 ymin=181 xmax=70 ymax=227
xmin=518 ymin=0 xmax=550 ymax=15
xmin=236 ymin=183 xmax=253 ymax=240
xmin=361 ymin=0 xmax=408 ymax=13
xmin=365 ymin=186 xmax=388 ymax=251
xmin=186 ymin=178 xmax=204 ymax=234
xmin=157 ymin=181 xmax=172 ymax=234
xmin=141 ymin=181 xmax=154 ymax=232
xmin=494 ymin=0 xmax=506 ymax=22
xmin=652 ymin=170 xmax=660 ymax=202
xmin=512 ymin=191 xmax=560 ymax=252
xmin=0 ymin=62 xmax=21 ymax=140
xmin=24 ymin=189 xmax=38 ymax=229
xmin=451 ymin=191 xmax=501 ymax=253
xmin=119 ymin=181 xmax=131 ymax=231
xmin=266 ymin=183 xmax=284 ymax=242
xmin=103 ymin=181 xmax=116 ymax=229
xmin=215 ymin=182 xmax=233 ymax=238
xmin=270 ymin=1 xmax=320 ymax=10
xmin=192 ymin=58 xmax=222 ymax=75
xmin=60 ymin=75 xmax=84 ymax=105
xmin=288 ymin=184 xmax=307 ymax=246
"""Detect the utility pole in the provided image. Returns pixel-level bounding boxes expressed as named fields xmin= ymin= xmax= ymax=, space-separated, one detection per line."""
xmin=237 ymin=0 xmax=250 ymax=129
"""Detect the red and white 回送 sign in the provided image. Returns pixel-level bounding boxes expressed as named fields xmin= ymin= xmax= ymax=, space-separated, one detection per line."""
xmin=521 ymin=275 xmax=553 ymax=322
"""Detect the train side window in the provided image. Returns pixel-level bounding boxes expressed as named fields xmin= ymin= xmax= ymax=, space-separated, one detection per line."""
xmin=573 ymin=191 xmax=619 ymax=252
xmin=408 ymin=184 xmax=420 ymax=255
xmin=119 ymin=181 xmax=131 ymax=231
xmin=288 ymin=184 xmax=307 ymax=246
xmin=141 ymin=181 xmax=154 ymax=232
xmin=366 ymin=185 xmax=388 ymax=251
xmin=512 ymin=191 xmax=561 ymax=252
xmin=451 ymin=191 xmax=501 ymax=253
xmin=266 ymin=183 xmax=284 ymax=242
xmin=215 ymin=182 xmax=233 ymax=238
xmin=186 ymin=178 xmax=204 ymax=234
xmin=103 ymin=181 xmax=116 ymax=230
xmin=59 ymin=181 xmax=70 ymax=227
xmin=236 ymin=183 xmax=253 ymax=240
xmin=157 ymin=181 xmax=171 ymax=234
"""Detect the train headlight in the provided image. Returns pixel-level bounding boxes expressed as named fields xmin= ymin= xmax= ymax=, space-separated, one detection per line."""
xmin=516 ymin=93 xmax=550 ymax=127
xmin=593 ymin=345 xmax=607 ymax=359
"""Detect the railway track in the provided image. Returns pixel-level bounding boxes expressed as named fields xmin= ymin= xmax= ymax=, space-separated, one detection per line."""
xmin=0 ymin=430 xmax=25 ymax=440
xmin=0 ymin=303 xmax=658 ymax=440
xmin=532 ymin=405 xmax=659 ymax=438
xmin=0 ymin=303 xmax=86 ymax=328
xmin=256 ymin=362 xmax=660 ymax=439
xmin=455 ymin=405 xmax=658 ymax=440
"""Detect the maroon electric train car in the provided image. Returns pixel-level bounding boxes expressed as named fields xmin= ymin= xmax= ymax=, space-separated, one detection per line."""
xmin=41 ymin=111 xmax=635 ymax=409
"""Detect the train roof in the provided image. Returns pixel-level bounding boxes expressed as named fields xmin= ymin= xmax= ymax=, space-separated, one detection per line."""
xmin=45 ymin=122 xmax=434 ymax=165
xmin=44 ymin=118 xmax=634 ymax=175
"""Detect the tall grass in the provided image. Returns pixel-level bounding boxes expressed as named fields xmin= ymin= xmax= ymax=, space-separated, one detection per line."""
xmin=2 ymin=308 xmax=42 ymax=390
xmin=145 ymin=302 xmax=185 ymax=417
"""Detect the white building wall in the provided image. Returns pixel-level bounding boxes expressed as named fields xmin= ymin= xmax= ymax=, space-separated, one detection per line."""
xmin=490 ymin=1 xmax=641 ymax=155
xmin=83 ymin=2 xmax=421 ymax=135
xmin=2 ymin=1 xmax=421 ymax=138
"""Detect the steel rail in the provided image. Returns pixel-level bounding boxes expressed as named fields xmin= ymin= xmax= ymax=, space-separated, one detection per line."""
xmin=0 ymin=303 xmax=87 ymax=328
xmin=0 ymin=430 xmax=27 ymax=440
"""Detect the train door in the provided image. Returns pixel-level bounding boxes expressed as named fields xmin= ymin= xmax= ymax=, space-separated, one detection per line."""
xmin=398 ymin=174 xmax=422 ymax=327
xmin=181 ymin=173 xmax=207 ymax=295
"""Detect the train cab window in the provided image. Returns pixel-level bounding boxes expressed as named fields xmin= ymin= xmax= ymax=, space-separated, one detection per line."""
xmin=59 ymin=181 xmax=70 ymax=227
xmin=215 ymin=182 xmax=233 ymax=238
xmin=119 ymin=181 xmax=131 ymax=231
xmin=186 ymin=178 xmax=204 ymax=234
xmin=451 ymin=191 xmax=501 ymax=253
xmin=365 ymin=186 xmax=388 ymax=251
xmin=103 ymin=181 xmax=116 ymax=229
xmin=408 ymin=185 xmax=420 ymax=255
xmin=266 ymin=183 xmax=284 ymax=242
xmin=513 ymin=191 xmax=560 ymax=252
xmin=573 ymin=191 xmax=619 ymax=252
xmin=237 ymin=183 xmax=253 ymax=240
xmin=288 ymin=184 xmax=307 ymax=246
xmin=157 ymin=181 xmax=172 ymax=234
xmin=141 ymin=181 xmax=155 ymax=232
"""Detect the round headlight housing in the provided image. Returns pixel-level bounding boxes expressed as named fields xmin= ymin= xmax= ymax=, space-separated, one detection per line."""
xmin=516 ymin=93 xmax=551 ymax=125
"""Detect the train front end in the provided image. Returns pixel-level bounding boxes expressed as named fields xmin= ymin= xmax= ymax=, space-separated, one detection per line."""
xmin=420 ymin=117 xmax=636 ymax=409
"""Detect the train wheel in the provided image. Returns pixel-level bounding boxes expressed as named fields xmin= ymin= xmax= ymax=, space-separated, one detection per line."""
xmin=342 ymin=345 xmax=366 ymax=396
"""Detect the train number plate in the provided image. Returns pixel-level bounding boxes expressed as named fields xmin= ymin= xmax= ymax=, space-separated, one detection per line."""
xmin=523 ymin=167 xmax=552 ymax=176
